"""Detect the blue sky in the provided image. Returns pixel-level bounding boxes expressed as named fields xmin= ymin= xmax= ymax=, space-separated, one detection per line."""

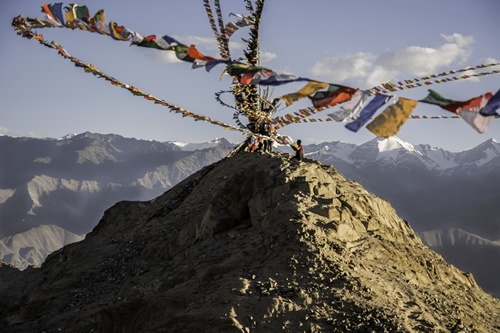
xmin=1 ymin=0 xmax=499 ymax=151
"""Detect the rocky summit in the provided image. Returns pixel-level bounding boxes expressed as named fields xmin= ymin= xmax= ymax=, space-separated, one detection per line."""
xmin=0 ymin=152 xmax=498 ymax=332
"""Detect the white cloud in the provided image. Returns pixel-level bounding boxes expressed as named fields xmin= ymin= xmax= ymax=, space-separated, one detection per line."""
xmin=309 ymin=33 xmax=475 ymax=87
xmin=0 ymin=126 xmax=11 ymax=136
xmin=481 ymin=57 xmax=499 ymax=64
xmin=310 ymin=52 xmax=374 ymax=83
xmin=260 ymin=51 xmax=277 ymax=64
xmin=183 ymin=35 xmax=220 ymax=52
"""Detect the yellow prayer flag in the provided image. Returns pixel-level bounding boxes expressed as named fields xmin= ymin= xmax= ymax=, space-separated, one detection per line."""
xmin=366 ymin=97 xmax=418 ymax=137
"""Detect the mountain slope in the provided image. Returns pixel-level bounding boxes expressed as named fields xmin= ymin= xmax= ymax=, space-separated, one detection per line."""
xmin=0 ymin=153 xmax=498 ymax=332
xmin=419 ymin=229 xmax=500 ymax=297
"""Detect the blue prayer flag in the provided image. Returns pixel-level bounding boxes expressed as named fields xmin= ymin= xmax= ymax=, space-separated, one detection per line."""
xmin=345 ymin=94 xmax=392 ymax=132
xmin=479 ymin=89 xmax=500 ymax=116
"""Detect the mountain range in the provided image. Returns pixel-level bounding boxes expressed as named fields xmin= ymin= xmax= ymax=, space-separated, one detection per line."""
xmin=0 ymin=132 xmax=232 ymax=238
xmin=0 ymin=132 xmax=498 ymax=297
xmin=1 ymin=151 xmax=498 ymax=332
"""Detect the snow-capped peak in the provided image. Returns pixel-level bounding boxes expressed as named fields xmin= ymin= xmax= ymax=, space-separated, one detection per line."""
xmin=169 ymin=138 xmax=234 ymax=151
xmin=377 ymin=136 xmax=418 ymax=154
xmin=58 ymin=133 xmax=77 ymax=141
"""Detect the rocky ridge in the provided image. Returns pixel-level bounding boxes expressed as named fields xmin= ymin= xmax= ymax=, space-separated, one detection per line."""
xmin=0 ymin=152 xmax=499 ymax=332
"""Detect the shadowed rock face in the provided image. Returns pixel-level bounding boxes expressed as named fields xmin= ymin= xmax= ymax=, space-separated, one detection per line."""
xmin=0 ymin=153 xmax=498 ymax=332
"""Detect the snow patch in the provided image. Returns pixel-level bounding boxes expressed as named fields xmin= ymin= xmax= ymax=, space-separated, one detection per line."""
xmin=475 ymin=143 xmax=500 ymax=167
xmin=58 ymin=133 xmax=77 ymax=140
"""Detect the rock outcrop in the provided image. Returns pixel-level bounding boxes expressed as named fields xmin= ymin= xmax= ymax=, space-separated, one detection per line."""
xmin=0 ymin=152 xmax=498 ymax=332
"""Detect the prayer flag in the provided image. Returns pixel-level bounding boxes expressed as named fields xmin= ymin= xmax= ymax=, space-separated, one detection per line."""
xmin=74 ymin=5 xmax=90 ymax=23
xmin=64 ymin=4 xmax=90 ymax=29
xmin=172 ymin=45 xmax=194 ymax=62
xmin=131 ymin=35 xmax=164 ymax=50
xmin=366 ymin=97 xmax=418 ymax=137
xmin=420 ymin=89 xmax=492 ymax=114
xmin=328 ymin=90 xmax=368 ymax=122
xmin=420 ymin=89 xmax=458 ymax=108
xmin=239 ymin=71 xmax=260 ymax=85
xmin=187 ymin=45 xmax=217 ymax=61
xmin=345 ymin=94 xmax=392 ymax=132
xmin=251 ymin=71 xmax=306 ymax=86
xmin=459 ymin=109 xmax=493 ymax=133
xmin=42 ymin=3 xmax=63 ymax=26
xmin=309 ymin=84 xmax=358 ymax=108
xmin=192 ymin=59 xmax=208 ymax=69
xmin=279 ymin=81 xmax=329 ymax=107
xmin=224 ymin=63 xmax=268 ymax=76
xmin=109 ymin=22 xmax=129 ymax=41
xmin=479 ymin=89 xmax=500 ymax=116
xmin=205 ymin=59 xmax=230 ymax=72
xmin=160 ymin=35 xmax=183 ymax=47
xmin=51 ymin=3 xmax=66 ymax=25
xmin=91 ymin=10 xmax=109 ymax=35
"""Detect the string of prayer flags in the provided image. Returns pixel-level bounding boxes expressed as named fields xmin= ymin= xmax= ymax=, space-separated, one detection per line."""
xmin=12 ymin=2 xmax=500 ymax=144
xmin=16 ymin=26 xmax=245 ymax=134
xmin=366 ymin=98 xmax=419 ymax=137
xmin=271 ymin=112 xmax=462 ymax=128
xmin=366 ymin=63 xmax=500 ymax=95
xmin=131 ymin=35 xmax=166 ymax=50
xmin=213 ymin=0 xmax=231 ymax=59
xmin=202 ymin=0 xmax=231 ymax=59
xmin=345 ymin=94 xmax=393 ymax=132
xmin=271 ymin=104 xmax=339 ymax=127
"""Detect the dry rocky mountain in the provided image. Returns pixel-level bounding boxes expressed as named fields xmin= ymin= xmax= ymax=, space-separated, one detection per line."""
xmin=0 ymin=224 xmax=83 ymax=270
xmin=306 ymin=137 xmax=500 ymax=298
xmin=0 ymin=152 xmax=498 ymax=332
xmin=1 ymin=133 xmax=499 ymax=300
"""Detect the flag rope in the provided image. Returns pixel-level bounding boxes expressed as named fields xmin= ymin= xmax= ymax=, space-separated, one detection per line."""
xmin=366 ymin=63 xmax=500 ymax=95
xmin=11 ymin=3 xmax=499 ymax=139
xmin=14 ymin=26 xmax=246 ymax=133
